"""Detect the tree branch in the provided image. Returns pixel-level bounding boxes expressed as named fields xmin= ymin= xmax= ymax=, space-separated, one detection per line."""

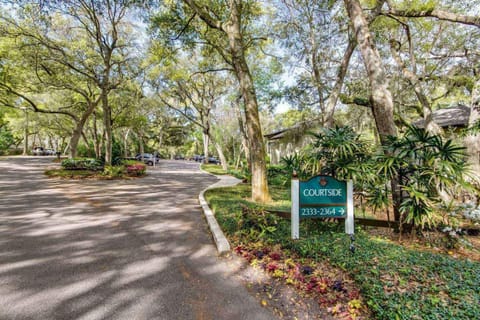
xmin=383 ymin=7 xmax=480 ymax=28
xmin=183 ymin=0 xmax=224 ymax=31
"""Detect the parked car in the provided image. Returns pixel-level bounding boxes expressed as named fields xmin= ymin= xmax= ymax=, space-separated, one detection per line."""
xmin=44 ymin=149 xmax=57 ymax=155
xmin=194 ymin=155 xmax=220 ymax=164
xmin=32 ymin=147 xmax=45 ymax=156
xmin=207 ymin=156 xmax=220 ymax=165
xmin=135 ymin=153 xmax=159 ymax=166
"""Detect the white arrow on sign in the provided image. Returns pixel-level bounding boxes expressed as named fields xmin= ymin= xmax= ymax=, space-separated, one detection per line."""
xmin=338 ymin=208 xmax=345 ymax=215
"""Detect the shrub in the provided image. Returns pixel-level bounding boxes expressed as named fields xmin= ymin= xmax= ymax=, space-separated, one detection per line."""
xmin=61 ymin=158 xmax=103 ymax=170
xmin=281 ymin=125 xmax=475 ymax=231
xmin=102 ymin=165 xmax=125 ymax=178
xmin=227 ymin=166 xmax=251 ymax=182
xmin=205 ymin=186 xmax=480 ymax=320
xmin=237 ymin=206 xmax=282 ymax=242
xmin=267 ymin=165 xmax=289 ymax=186
xmin=125 ymin=163 xmax=146 ymax=176
xmin=376 ymin=126 xmax=474 ymax=229
xmin=280 ymin=152 xmax=320 ymax=179
xmin=311 ymin=126 xmax=372 ymax=181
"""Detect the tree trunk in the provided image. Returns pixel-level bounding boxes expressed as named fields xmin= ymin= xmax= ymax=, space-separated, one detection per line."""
xmin=389 ymin=39 xmax=442 ymax=134
xmin=344 ymin=0 xmax=396 ymax=142
xmin=235 ymin=145 xmax=243 ymax=169
xmin=158 ymin=127 xmax=164 ymax=152
xmin=344 ymin=0 xmax=402 ymax=221
xmin=214 ymin=141 xmax=228 ymax=171
xmin=233 ymin=96 xmax=250 ymax=171
xmin=466 ymin=78 xmax=480 ymax=178
xmin=226 ymin=11 xmax=271 ymax=202
xmin=69 ymin=129 xmax=81 ymax=159
xmin=324 ymin=38 xmax=356 ymax=128
xmin=183 ymin=0 xmax=270 ymax=202
xmin=124 ymin=128 xmax=130 ymax=158
xmin=22 ymin=108 xmax=28 ymax=155
xmin=310 ymin=41 xmax=326 ymax=124
xmin=139 ymin=132 xmax=145 ymax=159
xmin=69 ymin=101 xmax=98 ymax=158
xmin=202 ymin=131 xmax=210 ymax=163
xmin=92 ymin=112 xmax=101 ymax=159
xmin=102 ymin=91 xmax=113 ymax=164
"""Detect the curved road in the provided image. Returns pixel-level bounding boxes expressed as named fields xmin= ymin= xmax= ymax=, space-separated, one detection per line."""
xmin=0 ymin=157 xmax=276 ymax=320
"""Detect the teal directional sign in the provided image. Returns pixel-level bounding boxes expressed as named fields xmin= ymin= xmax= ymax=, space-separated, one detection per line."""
xmin=299 ymin=176 xmax=347 ymax=218
xmin=291 ymin=175 xmax=354 ymax=239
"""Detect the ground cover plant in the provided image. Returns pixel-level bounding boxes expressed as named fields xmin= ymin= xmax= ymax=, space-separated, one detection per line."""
xmin=201 ymin=163 xmax=229 ymax=175
xmin=205 ymin=184 xmax=480 ymax=320
xmin=45 ymin=158 xmax=146 ymax=179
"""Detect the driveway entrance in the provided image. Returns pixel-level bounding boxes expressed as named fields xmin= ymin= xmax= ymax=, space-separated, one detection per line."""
xmin=0 ymin=157 xmax=276 ymax=320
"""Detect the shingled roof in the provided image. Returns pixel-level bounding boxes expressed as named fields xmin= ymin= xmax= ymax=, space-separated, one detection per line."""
xmin=264 ymin=120 xmax=323 ymax=140
xmin=414 ymin=104 xmax=470 ymax=128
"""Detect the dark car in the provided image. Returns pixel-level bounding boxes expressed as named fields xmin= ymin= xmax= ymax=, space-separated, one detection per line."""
xmin=207 ymin=156 xmax=220 ymax=164
xmin=32 ymin=147 xmax=46 ymax=156
xmin=44 ymin=149 xmax=56 ymax=156
xmin=135 ymin=153 xmax=159 ymax=166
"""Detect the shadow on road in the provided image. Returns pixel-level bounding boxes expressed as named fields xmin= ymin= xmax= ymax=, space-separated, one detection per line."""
xmin=0 ymin=158 xmax=275 ymax=320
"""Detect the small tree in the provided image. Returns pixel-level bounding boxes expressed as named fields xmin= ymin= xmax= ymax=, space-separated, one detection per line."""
xmin=299 ymin=125 xmax=475 ymax=233
xmin=376 ymin=126 xmax=474 ymax=231
xmin=312 ymin=126 xmax=372 ymax=181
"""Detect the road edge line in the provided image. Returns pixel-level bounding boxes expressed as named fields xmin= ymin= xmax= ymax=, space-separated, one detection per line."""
xmin=199 ymin=188 xmax=231 ymax=255
xmin=198 ymin=164 xmax=240 ymax=255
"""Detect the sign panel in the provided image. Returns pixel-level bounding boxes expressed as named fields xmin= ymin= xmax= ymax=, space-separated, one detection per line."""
xmin=291 ymin=175 xmax=354 ymax=239
xmin=300 ymin=206 xmax=346 ymax=218
xmin=299 ymin=176 xmax=347 ymax=218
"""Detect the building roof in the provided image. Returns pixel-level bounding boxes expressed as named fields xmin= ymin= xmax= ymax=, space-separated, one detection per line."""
xmin=264 ymin=128 xmax=290 ymax=140
xmin=265 ymin=120 xmax=322 ymax=141
xmin=413 ymin=104 xmax=470 ymax=128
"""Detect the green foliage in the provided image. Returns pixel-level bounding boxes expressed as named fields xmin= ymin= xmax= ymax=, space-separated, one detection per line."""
xmin=280 ymin=151 xmax=320 ymax=180
xmin=311 ymin=126 xmax=371 ymax=181
xmin=76 ymin=144 xmax=95 ymax=158
xmin=227 ymin=166 xmax=251 ymax=182
xmin=205 ymin=185 xmax=480 ymax=320
xmin=48 ymin=160 xmax=145 ymax=179
xmin=61 ymin=158 xmax=104 ymax=171
xmin=377 ymin=126 xmax=473 ymax=228
xmin=463 ymin=119 xmax=480 ymax=135
xmin=201 ymin=163 xmax=228 ymax=175
xmin=45 ymin=169 xmax=99 ymax=179
xmin=0 ymin=125 xmax=15 ymax=152
xmin=396 ymin=0 xmax=436 ymax=14
xmin=275 ymin=126 xmax=474 ymax=230
xmin=237 ymin=206 xmax=282 ymax=242
xmin=102 ymin=165 xmax=125 ymax=178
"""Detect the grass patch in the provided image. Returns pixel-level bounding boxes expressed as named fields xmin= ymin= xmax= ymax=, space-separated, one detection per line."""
xmin=205 ymin=184 xmax=480 ymax=320
xmin=45 ymin=169 xmax=101 ymax=179
xmin=201 ymin=163 xmax=228 ymax=175
xmin=45 ymin=161 xmax=147 ymax=179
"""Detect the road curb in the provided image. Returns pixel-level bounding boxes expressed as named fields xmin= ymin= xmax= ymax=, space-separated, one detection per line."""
xmin=199 ymin=166 xmax=241 ymax=255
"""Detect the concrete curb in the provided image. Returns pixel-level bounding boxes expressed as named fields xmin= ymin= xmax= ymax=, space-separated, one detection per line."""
xmin=199 ymin=167 xmax=242 ymax=255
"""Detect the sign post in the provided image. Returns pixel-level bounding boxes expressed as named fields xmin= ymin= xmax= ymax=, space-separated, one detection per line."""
xmin=291 ymin=175 xmax=354 ymax=239
xmin=345 ymin=180 xmax=354 ymax=234
xmin=291 ymin=175 xmax=300 ymax=240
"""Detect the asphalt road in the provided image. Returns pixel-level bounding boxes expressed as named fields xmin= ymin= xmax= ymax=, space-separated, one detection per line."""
xmin=0 ymin=157 xmax=277 ymax=320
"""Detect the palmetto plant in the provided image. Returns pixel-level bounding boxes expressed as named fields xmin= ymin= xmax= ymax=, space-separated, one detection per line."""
xmin=280 ymin=150 xmax=320 ymax=180
xmin=376 ymin=126 xmax=473 ymax=229
xmin=281 ymin=125 xmax=474 ymax=232
xmin=311 ymin=126 xmax=371 ymax=181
